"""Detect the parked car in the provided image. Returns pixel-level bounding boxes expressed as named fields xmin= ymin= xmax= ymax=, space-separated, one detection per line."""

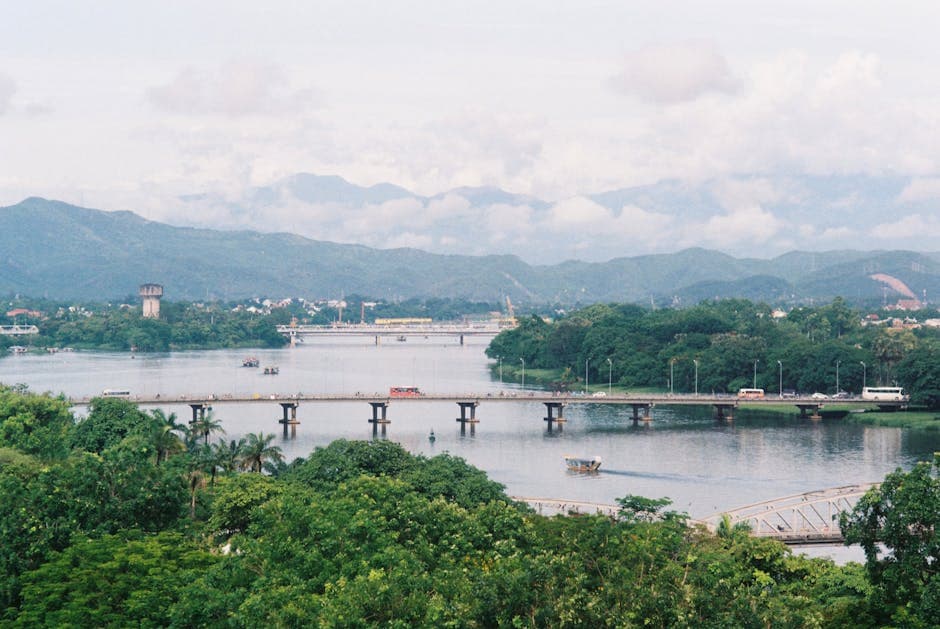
xmin=810 ymin=392 xmax=829 ymax=400
xmin=591 ymin=391 xmax=607 ymax=397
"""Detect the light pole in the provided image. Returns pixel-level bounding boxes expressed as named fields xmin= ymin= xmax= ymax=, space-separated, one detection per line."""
xmin=497 ymin=356 xmax=503 ymax=383
xmin=753 ymin=359 xmax=759 ymax=389
xmin=777 ymin=360 xmax=783 ymax=398
xmin=585 ymin=357 xmax=590 ymax=393
xmin=836 ymin=360 xmax=841 ymax=393
xmin=860 ymin=361 xmax=866 ymax=390
xmin=670 ymin=358 xmax=676 ymax=395
xmin=519 ymin=357 xmax=525 ymax=390
xmin=607 ymin=357 xmax=612 ymax=395
xmin=693 ymin=359 xmax=699 ymax=396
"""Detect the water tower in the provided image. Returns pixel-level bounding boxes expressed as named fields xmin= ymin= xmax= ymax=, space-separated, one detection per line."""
xmin=140 ymin=283 xmax=163 ymax=319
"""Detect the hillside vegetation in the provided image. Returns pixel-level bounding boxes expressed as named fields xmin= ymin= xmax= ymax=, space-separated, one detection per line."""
xmin=2 ymin=197 xmax=939 ymax=304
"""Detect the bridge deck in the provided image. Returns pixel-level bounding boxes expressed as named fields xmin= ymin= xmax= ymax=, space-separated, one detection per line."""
xmin=67 ymin=391 xmax=902 ymax=409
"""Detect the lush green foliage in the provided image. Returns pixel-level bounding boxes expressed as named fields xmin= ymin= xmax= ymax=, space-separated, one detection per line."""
xmin=0 ymin=386 xmax=937 ymax=625
xmin=842 ymin=454 xmax=940 ymax=625
xmin=488 ymin=298 xmax=940 ymax=403
xmin=29 ymin=304 xmax=286 ymax=351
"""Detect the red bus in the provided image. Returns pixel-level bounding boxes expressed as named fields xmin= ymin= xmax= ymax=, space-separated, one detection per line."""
xmin=390 ymin=386 xmax=423 ymax=398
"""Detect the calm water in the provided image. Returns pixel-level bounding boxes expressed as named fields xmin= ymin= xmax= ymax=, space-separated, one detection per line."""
xmin=3 ymin=337 xmax=938 ymax=525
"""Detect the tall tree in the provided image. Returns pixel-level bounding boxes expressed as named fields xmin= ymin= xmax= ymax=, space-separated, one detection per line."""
xmin=239 ymin=432 xmax=283 ymax=473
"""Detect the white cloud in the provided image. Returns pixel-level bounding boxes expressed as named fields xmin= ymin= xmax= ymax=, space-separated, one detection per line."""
xmin=610 ymin=40 xmax=739 ymax=104
xmin=869 ymin=214 xmax=940 ymax=239
xmin=147 ymin=60 xmax=318 ymax=116
xmin=695 ymin=206 xmax=784 ymax=248
xmin=484 ymin=203 xmax=535 ymax=242
xmin=898 ymin=178 xmax=940 ymax=203
xmin=0 ymin=74 xmax=16 ymax=114
xmin=546 ymin=197 xmax=611 ymax=231
xmin=611 ymin=205 xmax=674 ymax=240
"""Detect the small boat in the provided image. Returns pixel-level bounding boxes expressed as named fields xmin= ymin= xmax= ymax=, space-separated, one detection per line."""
xmin=263 ymin=366 xmax=279 ymax=375
xmin=428 ymin=430 xmax=436 ymax=444
xmin=242 ymin=357 xmax=260 ymax=368
xmin=564 ymin=455 xmax=602 ymax=472
xmin=9 ymin=346 xmax=27 ymax=354
xmin=396 ymin=335 xmax=407 ymax=342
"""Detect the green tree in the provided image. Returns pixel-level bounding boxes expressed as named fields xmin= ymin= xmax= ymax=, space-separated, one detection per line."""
xmin=841 ymin=454 xmax=940 ymax=625
xmin=71 ymin=397 xmax=149 ymax=454
xmin=12 ymin=532 xmax=217 ymax=627
xmin=0 ymin=386 xmax=73 ymax=459
xmin=239 ymin=432 xmax=283 ymax=473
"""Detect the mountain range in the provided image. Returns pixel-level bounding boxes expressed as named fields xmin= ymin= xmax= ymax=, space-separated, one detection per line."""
xmin=2 ymin=196 xmax=939 ymax=306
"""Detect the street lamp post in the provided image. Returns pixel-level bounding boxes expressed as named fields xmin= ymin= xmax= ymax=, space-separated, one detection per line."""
xmin=607 ymin=357 xmax=612 ymax=395
xmin=670 ymin=358 xmax=676 ymax=395
xmin=836 ymin=360 xmax=841 ymax=393
xmin=585 ymin=357 xmax=590 ymax=393
xmin=753 ymin=359 xmax=759 ymax=389
xmin=693 ymin=359 xmax=699 ymax=396
xmin=497 ymin=356 xmax=503 ymax=383
xmin=519 ymin=358 xmax=525 ymax=390
xmin=860 ymin=361 xmax=866 ymax=390
xmin=777 ymin=360 xmax=783 ymax=398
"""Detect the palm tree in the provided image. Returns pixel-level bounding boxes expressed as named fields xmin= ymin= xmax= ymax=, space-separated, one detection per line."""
xmin=204 ymin=439 xmax=239 ymax=486
xmin=190 ymin=411 xmax=225 ymax=446
xmin=149 ymin=409 xmax=185 ymax=465
xmin=239 ymin=432 xmax=284 ymax=473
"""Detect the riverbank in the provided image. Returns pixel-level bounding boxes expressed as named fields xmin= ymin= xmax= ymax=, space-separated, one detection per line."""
xmin=736 ymin=401 xmax=940 ymax=431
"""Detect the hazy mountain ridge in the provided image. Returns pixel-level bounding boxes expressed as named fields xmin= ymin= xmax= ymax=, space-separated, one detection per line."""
xmin=3 ymin=197 xmax=939 ymax=305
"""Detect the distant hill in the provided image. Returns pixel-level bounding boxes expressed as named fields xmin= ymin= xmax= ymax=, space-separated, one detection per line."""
xmin=2 ymin=197 xmax=939 ymax=305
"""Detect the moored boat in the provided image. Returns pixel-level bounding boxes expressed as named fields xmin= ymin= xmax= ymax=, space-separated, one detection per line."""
xmin=564 ymin=455 xmax=602 ymax=472
xmin=242 ymin=357 xmax=260 ymax=368
xmin=263 ymin=366 xmax=279 ymax=375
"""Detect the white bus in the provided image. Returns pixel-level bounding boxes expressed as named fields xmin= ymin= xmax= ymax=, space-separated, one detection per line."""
xmin=101 ymin=389 xmax=131 ymax=398
xmin=861 ymin=386 xmax=908 ymax=402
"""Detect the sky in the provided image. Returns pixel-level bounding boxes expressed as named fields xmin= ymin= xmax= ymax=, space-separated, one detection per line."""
xmin=2 ymin=1 xmax=940 ymax=262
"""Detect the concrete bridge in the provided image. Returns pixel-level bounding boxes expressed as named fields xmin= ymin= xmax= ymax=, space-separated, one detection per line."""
xmin=68 ymin=391 xmax=902 ymax=438
xmin=275 ymin=322 xmax=504 ymax=345
xmin=0 ymin=324 xmax=39 ymax=336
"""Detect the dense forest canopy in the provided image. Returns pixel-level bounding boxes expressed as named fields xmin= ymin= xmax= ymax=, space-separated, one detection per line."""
xmin=486 ymin=298 xmax=940 ymax=407
xmin=0 ymin=385 xmax=938 ymax=625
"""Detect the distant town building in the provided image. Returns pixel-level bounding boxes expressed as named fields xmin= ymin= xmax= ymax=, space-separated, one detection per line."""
xmin=139 ymin=283 xmax=164 ymax=319
xmin=5 ymin=308 xmax=42 ymax=319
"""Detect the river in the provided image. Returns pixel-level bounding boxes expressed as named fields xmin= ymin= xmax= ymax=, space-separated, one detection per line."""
xmin=3 ymin=337 xmax=938 ymax=558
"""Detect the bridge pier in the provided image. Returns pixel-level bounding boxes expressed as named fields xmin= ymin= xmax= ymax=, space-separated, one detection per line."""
xmin=543 ymin=401 xmax=567 ymax=433
xmin=278 ymin=401 xmax=300 ymax=438
xmin=713 ymin=403 xmax=735 ymax=421
xmin=375 ymin=335 xmax=380 ymax=345
xmin=630 ymin=403 xmax=652 ymax=424
xmin=796 ymin=403 xmax=823 ymax=420
xmin=456 ymin=401 xmax=479 ymax=435
xmin=459 ymin=334 xmax=464 ymax=346
xmin=369 ymin=401 xmax=390 ymax=437
xmin=188 ymin=402 xmax=211 ymax=425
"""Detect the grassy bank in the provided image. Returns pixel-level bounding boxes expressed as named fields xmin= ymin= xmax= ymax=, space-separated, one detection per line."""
xmin=841 ymin=410 xmax=940 ymax=431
